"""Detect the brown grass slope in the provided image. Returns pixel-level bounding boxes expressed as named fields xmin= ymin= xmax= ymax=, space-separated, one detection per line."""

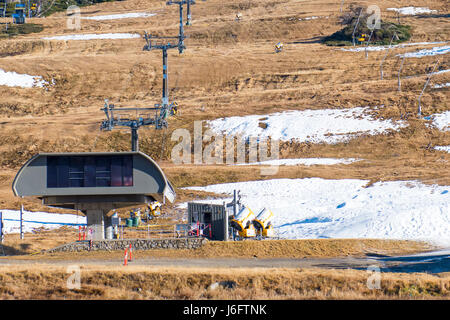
xmin=0 ymin=0 xmax=448 ymax=213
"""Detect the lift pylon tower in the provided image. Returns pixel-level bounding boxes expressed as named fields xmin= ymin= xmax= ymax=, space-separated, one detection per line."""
xmin=100 ymin=0 xmax=207 ymax=153
xmin=100 ymin=100 xmax=174 ymax=152
xmin=143 ymin=33 xmax=181 ymax=118
xmin=166 ymin=0 xmax=193 ymax=52
xmin=168 ymin=0 xmax=205 ymax=26
xmin=186 ymin=0 xmax=193 ymax=25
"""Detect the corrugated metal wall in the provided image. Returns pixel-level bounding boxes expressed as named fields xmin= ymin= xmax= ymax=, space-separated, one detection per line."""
xmin=188 ymin=203 xmax=228 ymax=241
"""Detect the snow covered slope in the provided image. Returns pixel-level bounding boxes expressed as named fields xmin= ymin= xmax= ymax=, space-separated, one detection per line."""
xmin=184 ymin=178 xmax=450 ymax=245
xmin=207 ymin=107 xmax=406 ymax=144
xmin=0 ymin=209 xmax=86 ymax=234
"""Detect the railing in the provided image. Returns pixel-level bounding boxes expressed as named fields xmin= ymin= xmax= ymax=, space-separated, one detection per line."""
xmin=175 ymin=222 xmax=211 ymax=239
xmin=116 ymin=224 xmax=178 ymax=239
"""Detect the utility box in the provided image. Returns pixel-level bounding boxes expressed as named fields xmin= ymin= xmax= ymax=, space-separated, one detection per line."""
xmin=187 ymin=203 xmax=232 ymax=241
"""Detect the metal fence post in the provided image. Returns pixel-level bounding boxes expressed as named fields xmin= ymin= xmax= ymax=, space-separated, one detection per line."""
xmin=20 ymin=205 xmax=24 ymax=240
xmin=0 ymin=211 xmax=3 ymax=243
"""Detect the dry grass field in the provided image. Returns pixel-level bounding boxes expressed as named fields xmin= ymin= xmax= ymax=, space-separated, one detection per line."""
xmin=0 ymin=264 xmax=449 ymax=299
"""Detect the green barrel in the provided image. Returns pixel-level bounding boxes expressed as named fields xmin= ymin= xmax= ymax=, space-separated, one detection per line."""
xmin=126 ymin=218 xmax=133 ymax=228
xmin=132 ymin=217 xmax=140 ymax=227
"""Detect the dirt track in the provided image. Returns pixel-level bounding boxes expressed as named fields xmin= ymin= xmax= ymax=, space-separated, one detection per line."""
xmin=1 ymin=249 xmax=448 ymax=273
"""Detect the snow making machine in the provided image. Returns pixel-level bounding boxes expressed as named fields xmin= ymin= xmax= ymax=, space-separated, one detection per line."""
xmin=230 ymin=206 xmax=256 ymax=239
xmin=252 ymin=208 xmax=275 ymax=238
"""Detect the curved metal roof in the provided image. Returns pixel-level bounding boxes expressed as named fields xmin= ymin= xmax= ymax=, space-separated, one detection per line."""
xmin=12 ymin=151 xmax=176 ymax=205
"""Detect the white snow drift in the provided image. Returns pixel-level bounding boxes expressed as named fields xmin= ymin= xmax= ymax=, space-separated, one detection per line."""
xmin=184 ymin=178 xmax=450 ymax=245
xmin=341 ymin=42 xmax=446 ymax=52
xmin=397 ymin=45 xmax=450 ymax=58
xmin=0 ymin=209 xmax=86 ymax=234
xmin=434 ymin=146 xmax=450 ymax=153
xmin=234 ymin=158 xmax=361 ymax=166
xmin=207 ymin=107 xmax=406 ymax=144
xmin=433 ymin=83 xmax=450 ymax=89
xmin=82 ymin=12 xmax=156 ymax=20
xmin=42 ymin=33 xmax=141 ymax=41
xmin=0 ymin=68 xmax=47 ymax=88
xmin=386 ymin=7 xmax=437 ymax=15
xmin=429 ymin=111 xmax=450 ymax=132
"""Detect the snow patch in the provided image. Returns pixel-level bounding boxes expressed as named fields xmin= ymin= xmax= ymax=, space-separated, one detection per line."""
xmin=183 ymin=178 xmax=450 ymax=245
xmin=233 ymin=158 xmax=362 ymax=166
xmin=433 ymin=83 xmax=450 ymax=89
xmin=0 ymin=209 xmax=86 ymax=234
xmin=0 ymin=68 xmax=47 ymax=88
xmin=341 ymin=42 xmax=446 ymax=52
xmin=82 ymin=12 xmax=156 ymax=21
xmin=434 ymin=146 xmax=450 ymax=153
xmin=386 ymin=7 xmax=437 ymax=15
xmin=429 ymin=111 xmax=450 ymax=132
xmin=431 ymin=69 xmax=450 ymax=76
xmin=207 ymin=107 xmax=407 ymax=144
xmin=397 ymin=45 xmax=450 ymax=58
xmin=42 ymin=33 xmax=141 ymax=41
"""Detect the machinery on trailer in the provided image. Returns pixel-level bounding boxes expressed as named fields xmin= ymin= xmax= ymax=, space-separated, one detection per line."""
xmin=230 ymin=206 xmax=257 ymax=239
xmin=253 ymin=208 xmax=275 ymax=238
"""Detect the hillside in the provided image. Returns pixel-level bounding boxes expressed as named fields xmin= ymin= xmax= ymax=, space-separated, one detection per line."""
xmin=0 ymin=0 xmax=448 ymax=217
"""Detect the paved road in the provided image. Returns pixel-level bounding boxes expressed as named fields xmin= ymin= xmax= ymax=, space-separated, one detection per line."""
xmin=1 ymin=250 xmax=449 ymax=273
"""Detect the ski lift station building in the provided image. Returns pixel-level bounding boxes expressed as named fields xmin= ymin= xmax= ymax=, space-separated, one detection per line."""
xmin=12 ymin=151 xmax=176 ymax=240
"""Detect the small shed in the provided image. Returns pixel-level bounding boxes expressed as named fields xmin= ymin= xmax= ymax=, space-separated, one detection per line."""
xmin=187 ymin=202 xmax=233 ymax=241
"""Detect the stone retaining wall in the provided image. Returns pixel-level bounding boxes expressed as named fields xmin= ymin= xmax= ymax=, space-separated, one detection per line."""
xmin=46 ymin=238 xmax=207 ymax=253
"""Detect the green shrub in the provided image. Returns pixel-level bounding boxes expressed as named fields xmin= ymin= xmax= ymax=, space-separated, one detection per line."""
xmin=322 ymin=5 xmax=411 ymax=46
xmin=0 ymin=23 xmax=44 ymax=39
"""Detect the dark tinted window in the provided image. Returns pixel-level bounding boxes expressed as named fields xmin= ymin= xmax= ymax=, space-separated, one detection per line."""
xmin=56 ymin=157 xmax=69 ymax=188
xmin=69 ymin=157 xmax=84 ymax=187
xmin=84 ymin=157 xmax=96 ymax=187
xmin=47 ymin=155 xmax=133 ymax=188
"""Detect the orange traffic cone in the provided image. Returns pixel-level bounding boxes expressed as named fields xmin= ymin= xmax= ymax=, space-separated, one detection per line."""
xmin=128 ymin=244 xmax=133 ymax=262
xmin=123 ymin=248 xmax=128 ymax=266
